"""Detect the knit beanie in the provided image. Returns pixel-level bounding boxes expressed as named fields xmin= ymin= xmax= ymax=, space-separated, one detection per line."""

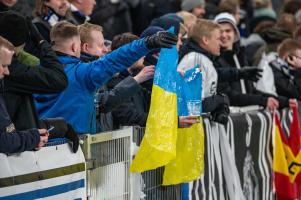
xmin=214 ymin=12 xmax=241 ymax=41
xmin=150 ymin=13 xmax=183 ymax=35
xmin=140 ymin=26 xmax=165 ymax=38
xmin=0 ymin=10 xmax=29 ymax=46
xmin=181 ymin=0 xmax=205 ymax=11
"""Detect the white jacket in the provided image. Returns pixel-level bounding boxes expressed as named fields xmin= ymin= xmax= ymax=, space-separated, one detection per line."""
xmin=178 ymin=52 xmax=218 ymax=99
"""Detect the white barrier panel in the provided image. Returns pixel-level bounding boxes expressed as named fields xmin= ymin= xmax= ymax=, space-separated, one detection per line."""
xmin=0 ymin=141 xmax=86 ymax=200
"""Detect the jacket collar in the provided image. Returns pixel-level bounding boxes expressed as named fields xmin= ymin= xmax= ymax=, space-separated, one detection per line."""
xmin=180 ymin=39 xmax=217 ymax=61
xmin=80 ymin=52 xmax=98 ymax=62
xmin=56 ymin=51 xmax=81 ymax=64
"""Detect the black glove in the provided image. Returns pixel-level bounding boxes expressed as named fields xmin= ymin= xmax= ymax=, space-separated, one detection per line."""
xmin=238 ymin=67 xmax=263 ymax=82
xmin=27 ymin=18 xmax=45 ymax=45
xmin=39 ymin=118 xmax=79 ymax=153
xmin=211 ymin=103 xmax=230 ymax=125
xmin=144 ymin=31 xmax=178 ymax=49
xmin=65 ymin=124 xmax=80 ymax=153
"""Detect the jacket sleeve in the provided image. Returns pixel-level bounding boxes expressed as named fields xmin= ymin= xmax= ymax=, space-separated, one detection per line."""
xmin=216 ymin=68 xmax=239 ymax=82
xmin=4 ymin=41 xmax=68 ymax=94
xmin=0 ymin=128 xmax=40 ymax=154
xmin=76 ymin=39 xmax=150 ymax=91
xmin=273 ymin=71 xmax=301 ymax=101
xmin=98 ymin=76 xmax=141 ymax=113
xmin=218 ymin=81 xmax=268 ymax=107
xmin=112 ymin=101 xmax=148 ymax=127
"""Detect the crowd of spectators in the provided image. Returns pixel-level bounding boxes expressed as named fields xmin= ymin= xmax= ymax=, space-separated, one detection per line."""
xmin=0 ymin=0 xmax=300 ymax=158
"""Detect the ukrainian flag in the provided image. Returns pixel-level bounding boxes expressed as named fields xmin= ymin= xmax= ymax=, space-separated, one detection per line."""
xmin=130 ymin=28 xmax=204 ymax=185
xmin=130 ymin=31 xmax=179 ymax=172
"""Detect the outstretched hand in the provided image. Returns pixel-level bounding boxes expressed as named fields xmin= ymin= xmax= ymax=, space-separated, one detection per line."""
xmin=238 ymin=67 xmax=263 ymax=82
xmin=144 ymin=31 xmax=178 ymax=49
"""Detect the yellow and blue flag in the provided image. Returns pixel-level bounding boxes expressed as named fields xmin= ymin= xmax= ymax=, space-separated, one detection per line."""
xmin=130 ymin=28 xmax=204 ymax=185
xmin=130 ymin=30 xmax=179 ymax=172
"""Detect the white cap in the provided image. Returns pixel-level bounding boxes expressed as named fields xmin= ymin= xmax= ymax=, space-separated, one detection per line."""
xmin=214 ymin=12 xmax=240 ymax=41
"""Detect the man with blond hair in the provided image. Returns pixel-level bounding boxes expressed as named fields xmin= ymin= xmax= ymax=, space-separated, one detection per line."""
xmin=78 ymin=22 xmax=108 ymax=61
xmin=35 ymin=21 xmax=177 ymax=134
xmin=0 ymin=36 xmax=48 ymax=153
xmin=178 ymin=19 xmax=230 ymax=124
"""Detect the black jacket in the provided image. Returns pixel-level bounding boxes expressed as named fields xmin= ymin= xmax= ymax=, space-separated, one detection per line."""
xmin=217 ymin=48 xmax=270 ymax=107
xmin=270 ymin=58 xmax=301 ymax=101
xmin=0 ymin=81 xmax=40 ymax=154
xmin=217 ymin=47 xmax=289 ymax=108
xmin=108 ymin=71 xmax=150 ymax=129
xmin=4 ymin=41 xmax=68 ymax=130
xmin=90 ymin=0 xmax=132 ymax=40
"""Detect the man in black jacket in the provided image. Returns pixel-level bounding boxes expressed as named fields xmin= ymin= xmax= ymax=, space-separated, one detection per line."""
xmin=0 ymin=36 xmax=48 ymax=154
xmin=215 ymin=12 xmax=282 ymax=109
xmin=0 ymin=11 xmax=79 ymax=152
xmin=0 ymin=11 xmax=68 ymax=131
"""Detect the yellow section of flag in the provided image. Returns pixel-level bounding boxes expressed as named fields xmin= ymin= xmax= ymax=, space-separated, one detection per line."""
xmin=130 ymin=85 xmax=178 ymax=172
xmin=163 ymin=122 xmax=204 ymax=185
xmin=273 ymin=115 xmax=301 ymax=183
xmin=273 ymin=122 xmax=290 ymax=176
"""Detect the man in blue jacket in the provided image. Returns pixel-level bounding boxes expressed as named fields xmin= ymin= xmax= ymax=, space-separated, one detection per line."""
xmin=0 ymin=36 xmax=48 ymax=154
xmin=35 ymin=21 xmax=177 ymax=134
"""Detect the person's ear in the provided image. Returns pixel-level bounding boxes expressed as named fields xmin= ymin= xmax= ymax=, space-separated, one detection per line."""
xmin=286 ymin=55 xmax=294 ymax=63
xmin=71 ymin=42 xmax=77 ymax=54
xmin=201 ymin=36 xmax=209 ymax=46
xmin=82 ymin=43 xmax=89 ymax=52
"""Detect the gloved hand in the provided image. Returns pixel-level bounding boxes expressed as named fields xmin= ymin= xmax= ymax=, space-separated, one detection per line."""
xmin=210 ymin=103 xmax=230 ymax=125
xmin=144 ymin=31 xmax=178 ymax=49
xmin=39 ymin=118 xmax=79 ymax=153
xmin=238 ymin=67 xmax=263 ymax=82
xmin=65 ymin=124 xmax=80 ymax=153
xmin=27 ymin=18 xmax=45 ymax=45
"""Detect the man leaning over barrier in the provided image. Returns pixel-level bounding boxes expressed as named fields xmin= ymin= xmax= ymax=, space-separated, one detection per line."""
xmin=35 ymin=21 xmax=178 ymax=134
xmin=0 ymin=36 xmax=48 ymax=154
xmin=0 ymin=11 xmax=79 ymax=153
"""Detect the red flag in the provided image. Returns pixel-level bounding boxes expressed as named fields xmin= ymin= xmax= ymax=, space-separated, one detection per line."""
xmin=273 ymin=107 xmax=301 ymax=200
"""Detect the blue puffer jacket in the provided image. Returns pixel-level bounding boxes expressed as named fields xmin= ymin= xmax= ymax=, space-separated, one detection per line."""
xmin=35 ymin=39 xmax=150 ymax=134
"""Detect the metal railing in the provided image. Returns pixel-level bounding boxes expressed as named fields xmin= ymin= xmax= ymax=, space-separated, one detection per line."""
xmin=81 ymin=127 xmax=181 ymax=200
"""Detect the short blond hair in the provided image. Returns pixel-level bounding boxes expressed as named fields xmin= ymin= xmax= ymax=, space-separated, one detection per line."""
xmin=50 ymin=21 xmax=79 ymax=44
xmin=177 ymin=11 xmax=197 ymax=25
xmin=78 ymin=22 xmax=103 ymax=44
xmin=176 ymin=11 xmax=197 ymax=35
xmin=188 ymin=19 xmax=220 ymax=42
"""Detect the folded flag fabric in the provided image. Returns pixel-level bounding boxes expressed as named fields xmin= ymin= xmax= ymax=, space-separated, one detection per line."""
xmin=273 ymin=106 xmax=301 ymax=199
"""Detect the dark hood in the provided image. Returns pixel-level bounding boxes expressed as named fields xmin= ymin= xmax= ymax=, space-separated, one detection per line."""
xmin=260 ymin=27 xmax=292 ymax=44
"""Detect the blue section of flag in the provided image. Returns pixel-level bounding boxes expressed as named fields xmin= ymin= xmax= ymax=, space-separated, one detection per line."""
xmin=153 ymin=27 xmax=179 ymax=93
xmin=177 ymin=65 xmax=202 ymax=116
xmin=0 ymin=179 xmax=85 ymax=200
